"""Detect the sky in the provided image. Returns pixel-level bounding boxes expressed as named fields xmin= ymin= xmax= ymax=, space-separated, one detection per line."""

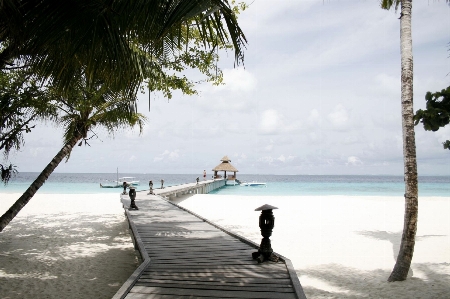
xmin=8 ymin=0 xmax=450 ymax=176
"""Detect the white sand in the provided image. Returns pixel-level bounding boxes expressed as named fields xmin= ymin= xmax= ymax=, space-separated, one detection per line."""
xmin=176 ymin=195 xmax=450 ymax=299
xmin=1 ymin=193 xmax=449 ymax=299
xmin=0 ymin=193 xmax=139 ymax=299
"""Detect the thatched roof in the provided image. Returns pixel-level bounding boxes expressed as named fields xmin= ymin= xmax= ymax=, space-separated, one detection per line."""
xmin=212 ymin=156 xmax=238 ymax=172
xmin=220 ymin=155 xmax=231 ymax=162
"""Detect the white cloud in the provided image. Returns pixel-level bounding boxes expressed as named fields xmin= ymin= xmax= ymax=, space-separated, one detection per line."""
xmin=259 ymin=109 xmax=280 ymax=134
xmin=434 ymin=126 xmax=450 ymax=145
xmin=219 ymin=68 xmax=257 ymax=92
xmin=264 ymin=144 xmax=274 ymax=152
xmin=344 ymin=135 xmax=359 ymax=145
xmin=258 ymin=156 xmax=274 ymax=164
xmin=307 ymin=109 xmax=322 ymax=128
xmin=328 ymin=104 xmax=349 ymax=128
xmin=153 ymin=156 xmax=163 ymax=162
xmin=346 ymin=156 xmax=363 ymax=166
xmin=235 ymin=153 xmax=248 ymax=165
xmin=194 ymin=67 xmax=257 ymax=111
xmin=376 ymin=73 xmax=400 ymax=92
xmin=277 ymin=155 xmax=295 ymax=163
xmin=259 ymin=109 xmax=301 ymax=135
xmin=153 ymin=150 xmax=181 ymax=162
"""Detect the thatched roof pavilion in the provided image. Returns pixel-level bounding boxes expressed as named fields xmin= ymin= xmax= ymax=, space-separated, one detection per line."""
xmin=212 ymin=156 xmax=238 ymax=180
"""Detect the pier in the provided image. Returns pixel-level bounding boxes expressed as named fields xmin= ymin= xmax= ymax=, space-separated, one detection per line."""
xmin=113 ymin=182 xmax=307 ymax=299
xmin=153 ymin=179 xmax=226 ymax=200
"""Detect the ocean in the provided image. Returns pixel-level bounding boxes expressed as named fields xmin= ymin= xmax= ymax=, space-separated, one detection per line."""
xmin=1 ymin=172 xmax=449 ymax=197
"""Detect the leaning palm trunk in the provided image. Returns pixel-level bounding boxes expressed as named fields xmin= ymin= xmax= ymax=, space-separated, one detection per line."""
xmin=0 ymin=135 xmax=80 ymax=232
xmin=388 ymin=0 xmax=418 ymax=282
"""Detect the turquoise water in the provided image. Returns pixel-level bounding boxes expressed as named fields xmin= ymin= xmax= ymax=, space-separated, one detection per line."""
xmin=1 ymin=173 xmax=449 ymax=197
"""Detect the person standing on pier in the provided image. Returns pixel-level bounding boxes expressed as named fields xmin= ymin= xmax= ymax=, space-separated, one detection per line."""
xmin=203 ymin=170 xmax=206 ymax=180
xmin=148 ymin=180 xmax=153 ymax=195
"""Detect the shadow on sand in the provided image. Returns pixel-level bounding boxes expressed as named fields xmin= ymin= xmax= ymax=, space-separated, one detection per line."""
xmin=0 ymin=213 xmax=141 ymax=299
xmin=296 ymin=230 xmax=449 ymax=299
xmin=297 ymin=262 xmax=449 ymax=299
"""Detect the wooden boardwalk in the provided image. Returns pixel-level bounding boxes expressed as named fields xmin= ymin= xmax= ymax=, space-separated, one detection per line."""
xmin=113 ymin=190 xmax=307 ymax=299
xmin=153 ymin=179 xmax=226 ymax=200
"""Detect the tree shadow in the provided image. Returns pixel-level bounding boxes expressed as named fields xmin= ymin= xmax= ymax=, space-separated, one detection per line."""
xmin=355 ymin=230 xmax=448 ymax=280
xmin=297 ymin=262 xmax=450 ymax=299
xmin=0 ymin=213 xmax=141 ymax=299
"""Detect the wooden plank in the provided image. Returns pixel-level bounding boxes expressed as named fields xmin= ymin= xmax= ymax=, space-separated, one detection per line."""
xmin=139 ymin=274 xmax=292 ymax=285
xmin=148 ymin=260 xmax=287 ymax=269
xmin=144 ymin=241 xmax=251 ymax=248
xmin=129 ymin=285 xmax=296 ymax=299
xmin=147 ymin=246 xmax=249 ymax=253
xmin=126 ymin=293 xmax=210 ymax=299
xmin=143 ymin=267 xmax=289 ymax=278
xmin=139 ymin=236 xmax=241 ymax=242
xmin=136 ymin=277 xmax=293 ymax=286
xmin=146 ymin=249 xmax=251 ymax=256
xmin=148 ymin=255 xmax=257 ymax=262
xmin=142 ymin=270 xmax=290 ymax=279
xmin=134 ymin=281 xmax=294 ymax=293
xmin=137 ymin=230 xmax=224 ymax=234
xmin=142 ymin=240 xmax=242 ymax=247
xmin=148 ymin=259 xmax=286 ymax=267
xmin=148 ymin=248 xmax=251 ymax=254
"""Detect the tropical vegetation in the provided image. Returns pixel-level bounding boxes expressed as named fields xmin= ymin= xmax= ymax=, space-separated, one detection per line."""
xmin=0 ymin=0 xmax=248 ymax=183
xmin=0 ymin=72 xmax=146 ymax=232
xmin=0 ymin=0 xmax=247 ymax=230
xmin=0 ymin=0 xmax=247 ymax=94
xmin=414 ymin=86 xmax=450 ymax=150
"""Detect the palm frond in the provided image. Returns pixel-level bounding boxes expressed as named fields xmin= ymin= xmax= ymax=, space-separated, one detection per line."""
xmin=1 ymin=0 xmax=247 ymax=94
xmin=380 ymin=0 xmax=400 ymax=11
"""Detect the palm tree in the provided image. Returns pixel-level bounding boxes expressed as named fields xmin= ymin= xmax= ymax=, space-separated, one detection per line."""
xmin=380 ymin=0 xmax=417 ymax=282
xmin=0 ymin=74 xmax=146 ymax=232
xmin=0 ymin=0 xmax=247 ymax=94
xmin=381 ymin=0 xmax=449 ymax=282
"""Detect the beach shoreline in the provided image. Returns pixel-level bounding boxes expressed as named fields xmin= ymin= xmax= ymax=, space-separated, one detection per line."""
xmin=1 ymin=193 xmax=449 ymax=298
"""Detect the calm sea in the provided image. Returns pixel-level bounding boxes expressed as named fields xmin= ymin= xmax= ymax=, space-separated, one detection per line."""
xmin=0 ymin=173 xmax=449 ymax=197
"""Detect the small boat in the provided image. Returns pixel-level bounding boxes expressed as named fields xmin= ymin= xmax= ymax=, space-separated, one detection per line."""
xmin=100 ymin=177 xmax=140 ymax=188
xmin=100 ymin=168 xmax=139 ymax=188
xmin=240 ymin=181 xmax=266 ymax=187
xmin=119 ymin=177 xmax=140 ymax=186
xmin=100 ymin=182 xmax=122 ymax=188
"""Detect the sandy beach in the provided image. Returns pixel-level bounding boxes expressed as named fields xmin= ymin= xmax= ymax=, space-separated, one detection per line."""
xmin=176 ymin=195 xmax=450 ymax=299
xmin=1 ymin=192 xmax=449 ymax=298
xmin=0 ymin=193 xmax=140 ymax=299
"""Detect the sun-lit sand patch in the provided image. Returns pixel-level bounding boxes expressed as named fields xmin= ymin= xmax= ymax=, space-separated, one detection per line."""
xmin=177 ymin=194 xmax=450 ymax=299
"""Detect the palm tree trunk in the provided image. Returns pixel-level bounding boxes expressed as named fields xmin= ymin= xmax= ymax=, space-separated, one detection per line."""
xmin=388 ymin=0 xmax=418 ymax=282
xmin=0 ymin=136 xmax=80 ymax=232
